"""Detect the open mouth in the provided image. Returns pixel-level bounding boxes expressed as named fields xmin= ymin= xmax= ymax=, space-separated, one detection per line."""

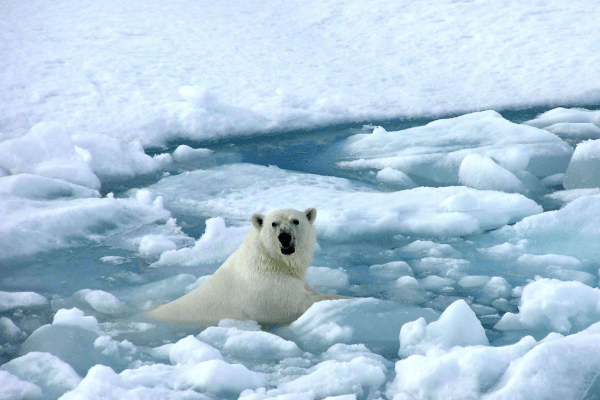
xmin=281 ymin=246 xmax=295 ymax=255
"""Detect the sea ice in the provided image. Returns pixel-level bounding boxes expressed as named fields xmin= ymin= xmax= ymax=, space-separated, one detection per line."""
xmin=138 ymin=234 xmax=178 ymax=258
xmin=494 ymin=194 xmax=600 ymax=260
xmin=172 ymin=144 xmax=214 ymax=163
xmin=369 ymin=261 xmax=413 ymax=280
xmin=495 ymin=278 xmax=600 ymax=335
xmin=0 ymin=291 xmax=48 ymax=312
xmin=459 ymin=154 xmax=526 ymax=194
xmin=563 ymin=139 xmax=600 ymax=189
xmin=375 ymin=167 xmax=417 ymax=189
xmin=338 ymin=111 xmax=573 ymax=185
xmin=523 ymin=107 xmax=600 ymax=130
xmin=144 ymin=163 xmax=542 ymax=239
xmin=305 ymin=267 xmax=349 ymax=292
xmin=400 ymin=299 xmax=489 ymax=357
xmin=0 ymin=351 xmax=81 ymax=400
xmin=0 ymin=370 xmax=43 ymax=400
xmin=168 ymin=335 xmax=223 ymax=365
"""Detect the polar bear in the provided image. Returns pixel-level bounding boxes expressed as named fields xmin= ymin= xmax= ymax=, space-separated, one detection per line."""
xmin=145 ymin=208 xmax=345 ymax=327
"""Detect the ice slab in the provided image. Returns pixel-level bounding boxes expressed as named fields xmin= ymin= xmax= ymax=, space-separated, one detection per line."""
xmin=459 ymin=154 xmax=526 ymax=194
xmin=275 ymin=298 xmax=438 ymax=357
xmin=543 ymin=188 xmax=600 ymax=207
xmin=400 ymin=299 xmax=489 ymax=357
xmin=306 ymin=267 xmax=349 ymax=293
xmin=0 ymin=122 xmax=100 ymax=189
xmin=523 ymin=107 xmax=600 ymax=129
xmin=563 ymin=139 xmax=600 ymax=189
xmin=0 ymin=351 xmax=81 ymax=400
xmin=0 ymin=291 xmax=48 ymax=312
xmin=0 ymin=370 xmax=43 ymax=400
xmin=0 ymin=180 xmax=171 ymax=260
xmin=338 ymin=111 xmax=573 ymax=185
xmin=494 ymin=194 xmax=600 ymax=260
xmin=495 ymin=278 xmax=600 ymax=335
xmin=144 ymin=163 xmax=542 ymax=239
xmin=152 ymin=217 xmax=250 ymax=268
xmin=387 ymin=335 xmax=536 ymax=400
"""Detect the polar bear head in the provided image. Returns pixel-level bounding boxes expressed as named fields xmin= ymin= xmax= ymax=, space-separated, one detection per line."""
xmin=251 ymin=208 xmax=317 ymax=268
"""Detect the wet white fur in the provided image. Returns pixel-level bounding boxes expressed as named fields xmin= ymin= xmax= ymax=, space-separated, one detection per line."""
xmin=145 ymin=208 xmax=344 ymax=327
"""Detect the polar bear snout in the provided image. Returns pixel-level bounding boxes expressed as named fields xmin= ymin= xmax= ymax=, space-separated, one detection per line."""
xmin=278 ymin=231 xmax=296 ymax=255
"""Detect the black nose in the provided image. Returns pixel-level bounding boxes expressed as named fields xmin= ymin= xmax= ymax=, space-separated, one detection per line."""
xmin=278 ymin=232 xmax=292 ymax=247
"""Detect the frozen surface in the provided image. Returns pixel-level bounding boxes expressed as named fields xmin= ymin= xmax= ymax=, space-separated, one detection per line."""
xmin=563 ymin=139 xmax=600 ymax=189
xmin=3 ymin=1 xmax=600 ymax=147
xmin=338 ymin=111 xmax=573 ymax=186
xmin=144 ymin=163 xmax=542 ymax=239
xmin=0 ymin=292 xmax=48 ymax=312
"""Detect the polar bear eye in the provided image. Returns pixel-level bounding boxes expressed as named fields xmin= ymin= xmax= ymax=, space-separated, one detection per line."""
xmin=272 ymin=222 xmax=278 ymax=228
xmin=292 ymin=219 xmax=299 ymax=225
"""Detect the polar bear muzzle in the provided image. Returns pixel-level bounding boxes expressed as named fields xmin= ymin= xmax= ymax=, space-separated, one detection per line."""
xmin=278 ymin=231 xmax=296 ymax=255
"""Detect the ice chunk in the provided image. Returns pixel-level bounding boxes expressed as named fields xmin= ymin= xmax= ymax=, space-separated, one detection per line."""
xmin=176 ymin=359 xmax=266 ymax=397
xmin=400 ymin=240 xmax=461 ymax=259
xmin=172 ymin=144 xmax=214 ymax=162
xmin=80 ymin=290 xmax=128 ymax=315
xmin=339 ymin=111 xmax=573 ymax=184
xmin=369 ymin=261 xmax=413 ymax=279
xmin=52 ymin=308 xmax=100 ymax=333
xmin=128 ymin=274 xmax=196 ymax=310
xmin=496 ymin=194 xmax=600 ymax=260
xmin=540 ymin=173 xmax=564 ymax=187
xmin=0 ymin=352 xmax=81 ymax=399
xmin=480 ymin=277 xmax=512 ymax=303
xmin=274 ymin=357 xmax=386 ymax=399
xmin=99 ymin=256 xmax=127 ymax=265
xmin=0 ymin=316 xmax=26 ymax=342
xmin=412 ymin=257 xmax=470 ymax=279
xmin=59 ymin=364 xmax=208 ymax=400
xmin=395 ymin=276 xmax=420 ymax=289
xmin=0 ymin=122 xmax=100 ymax=189
xmin=0 ymin=174 xmax=99 ymax=200
xmin=485 ymin=322 xmax=600 ymax=400
xmin=198 ymin=326 xmax=302 ymax=360
xmin=523 ymin=107 xmax=600 ymax=129
xmin=375 ymin=167 xmax=417 ymax=189
xmin=543 ymin=122 xmax=600 ymax=146
xmin=419 ymin=276 xmax=454 ymax=291
xmin=400 ymin=300 xmax=489 ymax=357
xmin=495 ymin=278 xmax=600 ymax=334
xmin=563 ymin=139 xmax=600 ymax=189
xmin=138 ymin=234 xmax=178 ymax=258
xmin=143 ymin=163 xmax=542 ymax=239
xmin=153 ymin=217 xmax=250 ymax=267
xmin=387 ymin=336 xmax=536 ymax=400
xmin=478 ymin=240 xmax=528 ymax=260
xmin=0 ymin=187 xmax=171 ymax=260
xmin=152 ymin=153 xmax=174 ymax=170
xmin=0 ymin=291 xmax=48 ymax=312
xmin=516 ymin=253 xmax=583 ymax=270
xmin=278 ymin=298 xmax=438 ymax=356
xmin=169 ymin=335 xmax=223 ymax=365
xmin=458 ymin=276 xmax=491 ymax=289
xmin=544 ymin=188 xmax=600 ymax=207
xmin=0 ymin=370 xmax=43 ymax=400
xmin=72 ymin=133 xmax=160 ymax=181
xmin=459 ymin=154 xmax=526 ymax=194
xmin=306 ymin=267 xmax=349 ymax=291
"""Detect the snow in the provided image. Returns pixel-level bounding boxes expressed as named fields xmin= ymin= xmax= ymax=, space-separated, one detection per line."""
xmin=0 ymin=291 xmax=48 ymax=312
xmin=2 ymin=2 xmax=600 ymax=397
xmin=563 ymin=139 xmax=600 ymax=189
xmin=172 ymin=145 xmax=214 ymax=163
xmin=144 ymin=163 xmax=542 ymax=239
xmin=459 ymin=154 xmax=526 ymax=194
xmin=338 ymin=111 xmax=573 ymax=185
xmin=495 ymin=278 xmax=600 ymax=335
xmin=400 ymin=300 xmax=489 ymax=357
xmin=0 ymin=352 xmax=81 ymax=400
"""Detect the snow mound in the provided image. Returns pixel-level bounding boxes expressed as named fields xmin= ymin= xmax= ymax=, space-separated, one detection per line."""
xmin=459 ymin=154 xmax=526 ymax=194
xmin=495 ymin=278 xmax=600 ymax=334
xmin=0 ymin=291 xmax=48 ymax=312
xmin=0 ymin=351 xmax=81 ymax=399
xmin=144 ymin=163 xmax=542 ymax=239
xmin=563 ymin=139 xmax=600 ymax=189
xmin=339 ymin=111 xmax=573 ymax=185
xmin=400 ymin=299 xmax=489 ymax=357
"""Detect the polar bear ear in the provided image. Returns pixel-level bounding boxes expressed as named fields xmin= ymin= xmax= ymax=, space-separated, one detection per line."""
xmin=305 ymin=208 xmax=317 ymax=224
xmin=251 ymin=213 xmax=265 ymax=230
